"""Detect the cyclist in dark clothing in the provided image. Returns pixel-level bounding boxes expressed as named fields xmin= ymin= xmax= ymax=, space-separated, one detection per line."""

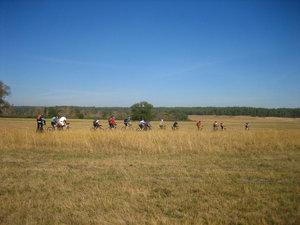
xmin=172 ymin=121 xmax=179 ymax=130
xmin=93 ymin=119 xmax=102 ymax=129
xmin=37 ymin=114 xmax=46 ymax=131
xmin=245 ymin=122 xmax=249 ymax=130
xmin=124 ymin=117 xmax=131 ymax=129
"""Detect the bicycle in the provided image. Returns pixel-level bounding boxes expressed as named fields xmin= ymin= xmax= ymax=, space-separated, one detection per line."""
xmin=47 ymin=126 xmax=56 ymax=132
xmin=122 ymin=124 xmax=133 ymax=130
xmin=136 ymin=125 xmax=151 ymax=131
xmin=136 ymin=125 xmax=144 ymax=131
xmin=172 ymin=126 xmax=179 ymax=130
xmin=108 ymin=124 xmax=117 ymax=130
xmin=144 ymin=125 xmax=152 ymax=131
xmin=197 ymin=126 xmax=203 ymax=131
xmin=220 ymin=126 xmax=226 ymax=131
xmin=90 ymin=125 xmax=104 ymax=131
xmin=159 ymin=124 xmax=167 ymax=129
xmin=54 ymin=123 xmax=70 ymax=131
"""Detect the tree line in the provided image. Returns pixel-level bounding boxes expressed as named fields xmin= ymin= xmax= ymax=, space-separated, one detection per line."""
xmin=1 ymin=105 xmax=300 ymax=120
xmin=161 ymin=107 xmax=300 ymax=118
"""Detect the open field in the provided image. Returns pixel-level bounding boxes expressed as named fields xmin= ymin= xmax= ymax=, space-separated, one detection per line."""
xmin=0 ymin=116 xmax=300 ymax=224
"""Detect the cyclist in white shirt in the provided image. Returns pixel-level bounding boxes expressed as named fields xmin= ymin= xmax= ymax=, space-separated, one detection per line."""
xmin=58 ymin=116 xmax=67 ymax=128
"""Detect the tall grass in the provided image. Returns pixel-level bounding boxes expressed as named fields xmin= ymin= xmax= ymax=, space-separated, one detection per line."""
xmin=0 ymin=117 xmax=300 ymax=224
xmin=1 ymin=128 xmax=299 ymax=154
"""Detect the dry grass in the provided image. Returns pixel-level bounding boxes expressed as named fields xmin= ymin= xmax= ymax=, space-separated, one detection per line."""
xmin=0 ymin=116 xmax=300 ymax=224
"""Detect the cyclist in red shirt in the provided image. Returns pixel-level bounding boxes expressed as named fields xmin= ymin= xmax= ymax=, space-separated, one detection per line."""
xmin=213 ymin=121 xmax=218 ymax=130
xmin=108 ymin=116 xmax=117 ymax=129
xmin=196 ymin=121 xmax=202 ymax=130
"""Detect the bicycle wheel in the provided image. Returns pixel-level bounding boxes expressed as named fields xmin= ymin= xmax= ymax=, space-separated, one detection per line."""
xmin=47 ymin=127 xmax=54 ymax=132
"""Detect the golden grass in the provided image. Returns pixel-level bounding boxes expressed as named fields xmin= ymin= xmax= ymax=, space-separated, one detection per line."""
xmin=0 ymin=117 xmax=300 ymax=224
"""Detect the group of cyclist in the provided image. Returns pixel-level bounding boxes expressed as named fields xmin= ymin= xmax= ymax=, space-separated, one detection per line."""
xmin=93 ymin=118 xmax=249 ymax=131
xmin=138 ymin=120 xmax=151 ymax=130
xmin=212 ymin=121 xmax=226 ymax=131
xmin=38 ymin=114 xmax=250 ymax=132
xmin=93 ymin=116 xmax=131 ymax=130
xmin=198 ymin=120 xmax=249 ymax=131
xmin=91 ymin=117 xmax=180 ymax=131
xmin=36 ymin=114 xmax=69 ymax=132
xmin=158 ymin=119 xmax=179 ymax=130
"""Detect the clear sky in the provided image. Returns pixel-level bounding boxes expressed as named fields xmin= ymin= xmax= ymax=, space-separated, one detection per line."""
xmin=1 ymin=0 xmax=300 ymax=108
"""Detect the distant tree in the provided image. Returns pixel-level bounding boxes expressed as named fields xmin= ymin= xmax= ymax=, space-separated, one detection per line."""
xmin=48 ymin=107 xmax=61 ymax=117
xmin=43 ymin=107 xmax=48 ymax=116
xmin=130 ymin=101 xmax=154 ymax=121
xmin=74 ymin=108 xmax=85 ymax=119
xmin=102 ymin=111 xmax=109 ymax=119
xmin=77 ymin=113 xmax=84 ymax=119
xmin=0 ymin=81 xmax=11 ymax=114
xmin=84 ymin=109 xmax=91 ymax=117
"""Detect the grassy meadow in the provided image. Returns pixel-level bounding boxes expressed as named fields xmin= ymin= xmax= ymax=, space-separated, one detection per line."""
xmin=0 ymin=116 xmax=300 ymax=224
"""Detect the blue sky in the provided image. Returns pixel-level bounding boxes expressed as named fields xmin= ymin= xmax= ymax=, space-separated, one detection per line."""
xmin=1 ymin=0 xmax=300 ymax=108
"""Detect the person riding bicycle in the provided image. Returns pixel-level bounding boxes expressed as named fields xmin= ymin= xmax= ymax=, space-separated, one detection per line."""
xmin=124 ymin=117 xmax=131 ymax=129
xmin=37 ymin=114 xmax=46 ymax=131
xmin=58 ymin=115 xmax=67 ymax=129
xmin=196 ymin=121 xmax=202 ymax=130
xmin=213 ymin=121 xmax=218 ymax=130
xmin=220 ymin=122 xmax=225 ymax=130
xmin=172 ymin=121 xmax=178 ymax=130
xmin=145 ymin=121 xmax=152 ymax=130
xmin=245 ymin=122 xmax=249 ymax=130
xmin=139 ymin=120 xmax=145 ymax=129
xmin=93 ymin=119 xmax=102 ymax=129
xmin=108 ymin=116 xmax=116 ymax=129
xmin=159 ymin=119 xmax=165 ymax=129
xmin=51 ymin=116 xmax=58 ymax=129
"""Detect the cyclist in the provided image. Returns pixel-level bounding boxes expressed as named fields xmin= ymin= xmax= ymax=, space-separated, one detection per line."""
xmin=145 ymin=121 xmax=152 ymax=130
xmin=159 ymin=119 xmax=166 ymax=129
xmin=93 ymin=119 xmax=102 ymax=129
xmin=51 ymin=116 xmax=58 ymax=129
xmin=213 ymin=121 xmax=218 ymax=130
xmin=37 ymin=114 xmax=46 ymax=131
xmin=108 ymin=116 xmax=116 ymax=129
xmin=196 ymin=121 xmax=202 ymax=130
xmin=124 ymin=117 xmax=131 ymax=129
xmin=220 ymin=122 xmax=225 ymax=130
xmin=245 ymin=122 xmax=249 ymax=130
xmin=172 ymin=121 xmax=179 ymax=130
xmin=58 ymin=115 xmax=67 ymax=130
xmin=139 ymin=120 xmax=145 ymax=130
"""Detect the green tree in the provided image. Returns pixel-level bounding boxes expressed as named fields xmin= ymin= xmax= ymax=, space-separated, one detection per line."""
xmin=130 ymin=101 xmax=154 ymax=121
xmin=74 ymin=108 xmax=84 ymax=119
xmin=77 ymin=113 xmax=84 ymax=119
xmin=0 ymin=81 xmax=11 ymax=114
xmin=48 ymin=107 xmax=61 ymax=117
